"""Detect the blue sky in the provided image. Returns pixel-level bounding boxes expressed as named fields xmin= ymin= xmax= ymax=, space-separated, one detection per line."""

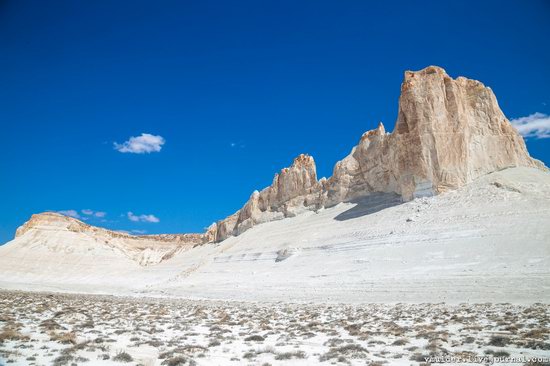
xmin=1 ymin=0 xmax=549 ymax=244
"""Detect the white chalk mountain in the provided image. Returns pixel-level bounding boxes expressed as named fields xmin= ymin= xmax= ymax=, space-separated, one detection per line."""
xmin=0 ymin=66 xmax=548 ymax=302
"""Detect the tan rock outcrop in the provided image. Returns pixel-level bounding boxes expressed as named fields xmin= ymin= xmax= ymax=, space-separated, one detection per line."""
xmin=214 ymin=154 xmax=322 ymax=241
xmin=325 ymin=66 xmax=545 ymax=203
xmin=212 ymin=65 xmax=545 ymax=240
xmin=325 ymin=121 xmax=394 ymax=206
xmin=214 ymin=211 xmax=240 ymax=242
xmin=394 ymin=66 xmax=545 ymax=198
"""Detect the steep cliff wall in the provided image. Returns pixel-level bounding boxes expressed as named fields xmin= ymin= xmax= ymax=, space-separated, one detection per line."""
xmin=211 ymin=66 xmax=545 ymax=240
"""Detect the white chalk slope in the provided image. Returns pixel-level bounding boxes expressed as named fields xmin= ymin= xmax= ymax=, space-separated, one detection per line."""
xmin=1 ymin=167 xmax=549 ymax=303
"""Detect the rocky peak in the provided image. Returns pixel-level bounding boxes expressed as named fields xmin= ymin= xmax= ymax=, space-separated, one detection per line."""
xmin=360 ymin=122 xmax=386 ymax=141
xmin=213 ymin=153 xmax=321 ymax=241
xmin=211 ymin=65 xmax=545 ymax=240
xmin=15 ymin=212 xmax=86 ymax=238
xmin=269 ymin=153 xmax=318 ymax=205
xmin=291 ymin=153 xmax=316 ymax=168
xmin=392 ymin=65 xmax=544 ymax=199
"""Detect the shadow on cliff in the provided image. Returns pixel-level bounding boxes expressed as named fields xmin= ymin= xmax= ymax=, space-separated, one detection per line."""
xmin=334 ymin=192 xmax=403 ymax=221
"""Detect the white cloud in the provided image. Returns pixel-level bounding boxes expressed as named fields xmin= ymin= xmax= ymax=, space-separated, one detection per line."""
xmin=57 ymin=210 xmax=80 ymax=219
xmin=229 ymin=141 xmax=245 ymax=148
xmin=127 ymin=212 xmax=140 ymax=222
xmin=114 ymin=133 xmax=165 ymax=154
xmin=131 ymin=229 xmax=147 ymax=234
xmin=81 ymin=209 xmax=106 ymax=218
xmin=127 ymin=212 xmax=160 ymax=223
xmin=511 ymin=112 xmax=550 ymax=139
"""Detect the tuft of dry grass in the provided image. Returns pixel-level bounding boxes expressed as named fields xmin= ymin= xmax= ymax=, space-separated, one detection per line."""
xmin=113 ymin=350 xmax=133 ymax=362
xmin=244 ymin=334 xmax=265 ymax=342
xmin=274 ymin=350 xmax=306 ymax=360
xmin=523 ymin=329 xmax=547 ymax=339
xmin=487 ymin=335 xmax=509 ymax=347
xmin=0 ymin=328 xmax=30 ymax=343
xmin=320 ymin=343 xmax=369 ymax=362
xmin=49 ymin=331 xmax=77 ymax=345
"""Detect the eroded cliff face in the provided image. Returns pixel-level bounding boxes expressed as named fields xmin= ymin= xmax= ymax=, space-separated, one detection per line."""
xmin=211 ymin=66 xmax=545 ymax=240
xmin=213 ymin=154 xmax=322 ymax=241
xmin=325 ymin=122 xmax=394 ymax=206
xmin=390 ymin=66 xmax=543 ymax=199
xmin=12 ymin=66 xmax=547 ymax=251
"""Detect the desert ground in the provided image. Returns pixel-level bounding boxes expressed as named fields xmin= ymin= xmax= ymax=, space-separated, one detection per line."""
xmin=1 ymin=291 xmax=549 ymax=366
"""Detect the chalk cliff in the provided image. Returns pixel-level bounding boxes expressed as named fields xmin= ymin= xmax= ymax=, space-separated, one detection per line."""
xmin=14 ymin=212 xmax=207 ymax=266
xmin=211 ymin=66 xmax=545 ymax=240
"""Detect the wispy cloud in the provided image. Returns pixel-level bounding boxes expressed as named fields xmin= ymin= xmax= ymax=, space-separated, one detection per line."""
xmin=57 ymin=210 xmax=80 ymax=219
xmin=127 ymin=212 xmax=160 ymax=223
xmin=82 ymin=209 xmax=106 ymax=218
xmin=131 ymin=229 xmax=147 ymax=234
xmin=511 ymin=112 xmax=550 ymax=139
xmin=230 ymin=140 xmax=245 ymax=148
xmin=114 ymin=133 xmax=165 ymax=153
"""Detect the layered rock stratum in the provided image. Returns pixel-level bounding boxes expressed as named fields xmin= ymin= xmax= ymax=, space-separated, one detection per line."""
xmin=14 ymin=212 xmax=208 ymax=266
xmin=2 ymin=65 xmax=547 ymax=266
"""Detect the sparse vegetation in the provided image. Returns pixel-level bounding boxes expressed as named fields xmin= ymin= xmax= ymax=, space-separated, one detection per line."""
xmin=392 ymin=338 xmax=409 ymax=346
xmin=320 ymin=343 xmax=369 ymax=361
xmin=0 ymin=291 xmax=548 ymax=365
xmin=49 ymin=331 xmax=77 ymax=345
xmin=488 ymin=335 xmax=509 ymax=347
xmin=0 ymin=328 xmax=29 ymax=343
xmin=113 ymin=351 xmax=133 ymax=362
xmin=274 ymin=350 xmax=306 ymax=360
xmin=244 ymin=334 xmax=265 ymax=342
xmin=161 ymin=355 xmax=196 ymax=366
xmin=52 ymin=354 xmax=74 ymax=366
